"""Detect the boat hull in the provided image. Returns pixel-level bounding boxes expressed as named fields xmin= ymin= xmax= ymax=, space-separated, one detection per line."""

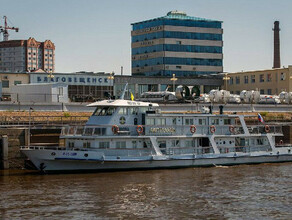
xmin=21 ymin=148 xmax=292 ymax=173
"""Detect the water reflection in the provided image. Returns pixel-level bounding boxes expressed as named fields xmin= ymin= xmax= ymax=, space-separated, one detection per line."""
xmin=1 ymin=163 xmax=292 ymax=219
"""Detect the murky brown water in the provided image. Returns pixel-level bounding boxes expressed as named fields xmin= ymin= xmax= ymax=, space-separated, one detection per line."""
xmin=0 ymin=163 xmax=292 ymax=219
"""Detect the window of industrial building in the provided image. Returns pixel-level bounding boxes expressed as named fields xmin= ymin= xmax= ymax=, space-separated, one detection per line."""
xmin=2 ymin=80 xmax=9 ymax=88
xmin=244 ymin=76 xmax=248 ymax=84
xmin=235 ymin=76 xmax=240 ymax=84
xmin=267 ymin=89 xmax=272 ymax=95
xmin=260 ymin=89 xmax=264 ymax=94
xmin=14 ymin=81 xmax=21 ymax=85
xmin=259 ymin=74 xmax=264 ymax=82
xmin=280 ymin=72 xmax=285 ymax=81
xmin=267 ymin=73 xmax=272 ymax=82
xmin=251 ymin=75 xmax=255 ymax=83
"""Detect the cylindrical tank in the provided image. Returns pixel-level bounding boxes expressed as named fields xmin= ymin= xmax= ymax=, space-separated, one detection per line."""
xmin=175 ymin=85 xmax=191 ymax=100
xmin=220 ymin=90 xmax=230 ymax=103
xmin=209 ymin=90 xmax=221 ymax=102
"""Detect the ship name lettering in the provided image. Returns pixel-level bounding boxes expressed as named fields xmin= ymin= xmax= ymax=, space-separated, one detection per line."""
xmin=149 ymin=127 xmax=175 ymax=133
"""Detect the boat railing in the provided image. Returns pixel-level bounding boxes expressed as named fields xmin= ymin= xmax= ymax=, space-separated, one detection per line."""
xmin=218 ymin=145 xmax=272 ymax=154
xmin=167 ymin=146 xmax=214 ymax=155
xmin=60 ymin=124 xmax=283 ymax=137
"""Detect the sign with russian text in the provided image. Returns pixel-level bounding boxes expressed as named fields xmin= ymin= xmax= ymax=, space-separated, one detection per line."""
xmin=29 ymin=74 xmax=110 ymax=86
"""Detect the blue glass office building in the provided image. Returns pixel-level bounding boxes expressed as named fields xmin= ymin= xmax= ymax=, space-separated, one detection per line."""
xmin=131 ymin=11 xmax=223 ymax=76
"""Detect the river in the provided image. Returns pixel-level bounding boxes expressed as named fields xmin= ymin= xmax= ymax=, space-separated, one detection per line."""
xmin=0 ymin=163 xmax=291 ymax=219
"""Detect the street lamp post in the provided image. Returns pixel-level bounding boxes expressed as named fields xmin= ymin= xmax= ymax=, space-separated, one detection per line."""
xmin=107 ymin=71 xmax=114 ymax=99
xmin=47 ymin=73 xmax=55 ymax=102
xmin=223 ymin=73 xmax=230 ymax=91
xmin=170 ymin=74 xmax=178 ymax=92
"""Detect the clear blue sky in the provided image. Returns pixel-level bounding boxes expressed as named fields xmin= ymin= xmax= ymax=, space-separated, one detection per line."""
xmin=1 ymin=0 xmax=292 ymax=74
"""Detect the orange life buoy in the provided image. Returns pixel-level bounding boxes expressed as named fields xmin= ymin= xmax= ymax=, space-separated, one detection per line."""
xmin=190 ymin=125 xmax=196 ymax=134
xmin=112 ymin=125 xmax=119 ymax=134
xmin=229 ymin=125 xmax=235 ymax=134
xmin=210 ymin=125 xmax=216 ymax=134
xmin=265 ymin=125 xmax=270 ymax=133
xmin=136 ymin=125 xmax=143 ymax=135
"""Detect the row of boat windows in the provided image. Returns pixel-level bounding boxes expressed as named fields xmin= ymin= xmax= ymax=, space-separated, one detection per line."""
xmin=68 ymin=139 xmax=202 ymax=149
xmin=146 ymin=118 xmax=232 ymax=125
xmin=67 ymin=138 xmax=267 ymax=150
xmin=93 ymin=107 xmax=149 ymax=116
xmin=132 ymin=31 xmax=222 ymax=42
xmin=132 ymin=44 xmax=222 ymax=55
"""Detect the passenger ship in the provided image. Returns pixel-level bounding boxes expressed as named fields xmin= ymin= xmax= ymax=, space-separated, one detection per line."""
xmin=21 ymin=86 xmax=292 ymax=173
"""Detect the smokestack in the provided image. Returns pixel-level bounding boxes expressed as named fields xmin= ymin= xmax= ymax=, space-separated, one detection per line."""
xmin=273 ymin=21 xmax=280 ymax=69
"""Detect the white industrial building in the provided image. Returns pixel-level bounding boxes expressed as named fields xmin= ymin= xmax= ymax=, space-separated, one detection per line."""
xmin=11 ymin=83 xmax=69 ymax=103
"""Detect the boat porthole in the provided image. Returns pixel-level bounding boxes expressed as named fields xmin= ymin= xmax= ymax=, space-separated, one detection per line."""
xmin=117 ymin=156 xmax=120 ymax=159
xmin=51 ymin=152 xmax=56 ymax=156
xmin=84 ymin=153 xmax=88 ymax=157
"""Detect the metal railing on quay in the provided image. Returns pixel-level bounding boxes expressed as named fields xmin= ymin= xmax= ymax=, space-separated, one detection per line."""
xmin=0 ymin=115 xmax=89 ymax=126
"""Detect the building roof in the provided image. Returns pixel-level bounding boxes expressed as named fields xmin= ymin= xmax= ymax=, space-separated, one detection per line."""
xmin=132 ymin=10 xmax=222 ymax=25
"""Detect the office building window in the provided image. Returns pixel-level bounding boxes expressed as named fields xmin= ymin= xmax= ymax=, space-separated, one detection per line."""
xmin=244 ymin=76 xmax=248 ymax=84
xmin=235 ymin=76 xmax=240 ymax=84
xmin=14 ymin=81 xmax=21 ymax=85
xmin=2 ymin=80 xmax=9 ymax=88
xmin=251 ymin=75 xmax=255 ymax=83
xmin=229 ymin=77 xmax=233 ymax=85
xmin=260 ymin=74 xmax=264 ymax=82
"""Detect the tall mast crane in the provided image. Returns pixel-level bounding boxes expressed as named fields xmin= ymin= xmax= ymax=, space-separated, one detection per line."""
xmin=0 ymin=16 xmax=19 ymax=41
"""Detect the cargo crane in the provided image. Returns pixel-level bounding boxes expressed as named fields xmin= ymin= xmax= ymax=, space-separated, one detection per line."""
xmin=0 ymin=16 xmax=19 ymax=41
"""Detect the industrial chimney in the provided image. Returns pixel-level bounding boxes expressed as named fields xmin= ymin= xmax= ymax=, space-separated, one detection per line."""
xmin=273 ymin=21 xmax=280 ymax=69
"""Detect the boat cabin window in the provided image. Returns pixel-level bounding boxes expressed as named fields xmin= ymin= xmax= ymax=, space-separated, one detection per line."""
xmin=156 ymin=118 xmax=166 ymax=125
xmin=185 ymin=118 xmax=194 ymax=125
xmin=93 ymin=107 xmax=116 ymax=116
xmin=68 ymin=142 xmax=75 ymax=148
xmin=172 ymin=140 xmax=180 ymax=147
xmin=140 ymin=107 xmax=148 ymax=114
xmin=199 ymin=119 xmax=206 ymax=125
xmin=99 ymin=142 xmax=110 ymax=149
xmin=224 ymin=119 xmax=231 ymax=125
xmin=84 ymin=127 xmax=94 ymax=136
xmin=118 ymin=107 xmax=128 ymax=115
xmin=146 ymin=118 xmax=155 ymax=125
xmin=172 ymin=118 xmax=177 ymax=125
xmin=116 ymin=141 xmax=126 ymax=149
xmin=185 ymin=140 xmax=194 ymax=147
xmin=129 ymin=107 xmax=139 ymax=115
xmin=93 ymin=128 xmax=106 ymax=135
xmin=83 ymin=142 xmax=91 ymax=148
xmin=211 ymin=119 xmax=219 ymax=125
xmin=132 ymin=141 xmax=137 ymax=148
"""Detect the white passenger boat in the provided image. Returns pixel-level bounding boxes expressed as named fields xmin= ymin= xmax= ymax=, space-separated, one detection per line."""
xmin=21 ymin=86 xmax=292 ymax=173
